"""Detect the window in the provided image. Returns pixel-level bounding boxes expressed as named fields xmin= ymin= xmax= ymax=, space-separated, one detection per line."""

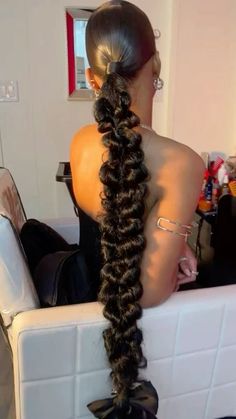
xmin=66 ymin=8 xmax=94 ymax=100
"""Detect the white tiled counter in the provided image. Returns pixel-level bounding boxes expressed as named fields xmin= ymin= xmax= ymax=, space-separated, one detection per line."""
xmin=11 ymin=285 xmax=236 ymax=419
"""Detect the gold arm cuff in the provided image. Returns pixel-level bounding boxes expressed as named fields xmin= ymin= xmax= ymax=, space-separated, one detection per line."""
xmin=156 ymin=217 xmax=192 ymax=242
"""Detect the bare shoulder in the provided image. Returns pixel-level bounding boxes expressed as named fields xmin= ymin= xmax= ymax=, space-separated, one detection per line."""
xmin=141 ymin=131 xmax=205 ymax=207
xmin=146 ymin=132 xmax=205 ymax=182
xmin=70 ymin=124 xmax=97 ymax=151
xmin=70 ymin=124 xmax=100 ymax=167
xmin=169 ymin=139 xmax=204 ymax=177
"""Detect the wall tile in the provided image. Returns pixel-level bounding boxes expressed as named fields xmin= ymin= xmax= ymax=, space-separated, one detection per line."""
xmin=206 ymin=383 xmax=236 ymax=419
xmin=75 ymin=370 xmax=111 ymax=417
xmin=175 ymin=307 xmax=223 ymax=355
xmin=144 ymin=358 xmax=173 ymax=398
xmin=171 ymin=350 xmax=216 ymax=395
xmin=76 ymin=324 xmax=108 ymax=373
xmin=165 ymin=390 xmax=208 ymax=419
xmin=222 ymin=304 xmax=236 ymax=346
xmin=142 ymin=313 xmax=178 ymax=360
xmin=23 ymin=377 xmax=74 ymax=419
xmin=20 ymin=327 xmax=76 ymax=381
xmin=158 ymin=399 xmax=168 ymax=419
xmin=214 ymin=346 xmax=236 ymax=386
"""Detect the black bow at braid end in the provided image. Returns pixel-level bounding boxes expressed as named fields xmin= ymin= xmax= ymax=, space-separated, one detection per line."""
xmin=87 ymin=380 xmax=158 ymax=419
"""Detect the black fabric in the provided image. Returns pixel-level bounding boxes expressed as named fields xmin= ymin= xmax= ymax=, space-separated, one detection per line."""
xmin=197 ymin=195 xmax=236 ymax=288
xmin=20 ymin=219 xmax=75 ymax=275
xmin=88 ymin=381 xmax=158 ymax=419
xmin=197 ymin=260 xmax=236 ymax=288
xmin=20 ymin=218 xmax=99 ymax=307
xmin=214 ymin=194 xmax=236 ymax=262
xmin=33 ymin=249 xmax=96 ymax=307
xmin=76 ymin=205 xmax=102 ymax=298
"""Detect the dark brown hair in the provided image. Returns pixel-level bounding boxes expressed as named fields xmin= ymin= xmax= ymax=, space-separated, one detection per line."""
xmin=86 ymin=2 xmax=158 ymax=418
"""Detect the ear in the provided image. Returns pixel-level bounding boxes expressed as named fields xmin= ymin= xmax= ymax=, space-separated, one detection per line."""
xmin=152 ymin=51 xmax=161 ymax=77
xmin=85 ymin=68 xmax=101 ymax=91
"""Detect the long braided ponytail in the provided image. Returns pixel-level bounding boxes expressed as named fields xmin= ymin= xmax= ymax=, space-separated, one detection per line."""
xmin=86 ymin=2 xmax=159 ymax=418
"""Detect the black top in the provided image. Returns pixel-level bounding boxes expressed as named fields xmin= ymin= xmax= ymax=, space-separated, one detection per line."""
xmin=56 ymin=162 xmax=102 ymax=298
xmin=77 ymin=205 xmax=102 ymax=299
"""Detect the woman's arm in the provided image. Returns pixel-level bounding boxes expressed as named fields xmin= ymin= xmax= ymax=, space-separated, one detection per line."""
xmin=140 ymin=147 xmax=204 ymax=308
xmin=177 ymin=243 xmax=198 ymax=286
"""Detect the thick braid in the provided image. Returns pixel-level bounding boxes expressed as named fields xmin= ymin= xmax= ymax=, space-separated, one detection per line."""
xmin=85 ymin=2 xmax=159 ymax=416
xmin=95 ymin=74 xmax=149 ymax=412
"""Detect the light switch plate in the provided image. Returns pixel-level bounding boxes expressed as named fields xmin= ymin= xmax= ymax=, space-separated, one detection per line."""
xmin=0 ymin=80 xmax=19 ymax=102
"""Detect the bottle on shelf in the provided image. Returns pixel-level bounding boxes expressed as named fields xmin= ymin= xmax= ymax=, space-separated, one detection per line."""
xmin=212 ymin=179 xmax=220 ymax=210
xmin=198 ymin=176 xmax=213 ymax=212
xmin=220 ymin=174 xmax=230 ymax=198
xmin=229 ymin=180 xmax=236 ymax=197
xmin=205 ymin=176 xmax=213 ymax=202
xmin=198 ymin=199 xmax=212 ymax=212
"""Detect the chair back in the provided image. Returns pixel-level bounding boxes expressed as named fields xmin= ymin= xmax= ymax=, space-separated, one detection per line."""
xmin=0 ymin=167 xmax=26 ymax=232
xmin=0 ymin=168 xmax=39 ymax=328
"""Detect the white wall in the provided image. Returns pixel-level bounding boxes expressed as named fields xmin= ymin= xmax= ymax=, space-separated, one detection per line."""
xmin=1 ymin=0 xmax=235 ymax=218
xmin=169 ymin=0 xmax=236 ymax=155
xmin=135 ymin=0 xmax=173 ymax=136
xmin=0 ymin=0 xmax=169 ymax=219
xmin=0 ymin=129 xmax=4 ymax=166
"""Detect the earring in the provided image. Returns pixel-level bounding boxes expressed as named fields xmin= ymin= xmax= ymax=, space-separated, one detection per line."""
xmin=154 ymin=29 xmax=161 ymax=40
xmin=90 ymin=79 xmax=100 ymax=99
xmin=153 ymin=78 xmax=158 ymax=91
xmin=95 ymin=90 xmax=100 ymax=99
xmin=157 ymin=78 xmax=164 ymax=90
xmin=153 ymin=77 xmax=164 ymax=91
xmin=90 ymin=79 xmax=98 ymax=90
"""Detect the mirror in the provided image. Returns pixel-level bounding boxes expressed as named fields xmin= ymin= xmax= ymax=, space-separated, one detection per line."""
xmin=65 ymin=8 xmax=161 ymax=101
xmin=66 ymin=8 xmax=94 ymax=100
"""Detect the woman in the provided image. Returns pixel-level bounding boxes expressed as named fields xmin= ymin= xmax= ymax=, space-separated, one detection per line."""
xmin=70 ymin=1 xmax=204 ymax=417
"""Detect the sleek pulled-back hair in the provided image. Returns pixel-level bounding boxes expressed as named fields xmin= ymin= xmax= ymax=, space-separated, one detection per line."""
xmin=86 ymin=2 xmax=158 ymax=418
xmin=86 ymin=0 xmax=156 ymax=79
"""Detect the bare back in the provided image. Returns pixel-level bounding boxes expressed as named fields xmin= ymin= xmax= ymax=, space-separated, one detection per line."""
xmin=70 ymin=124 xmax=204 ymax=307
xmin=71 ymin=124 xmax=186 ymax=218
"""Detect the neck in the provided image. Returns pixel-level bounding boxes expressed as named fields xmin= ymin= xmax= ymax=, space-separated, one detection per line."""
xmin=132 ymin=101 xmax=153 ymax=128
xmin=129 ymin=59 xmax=154 ymax=128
